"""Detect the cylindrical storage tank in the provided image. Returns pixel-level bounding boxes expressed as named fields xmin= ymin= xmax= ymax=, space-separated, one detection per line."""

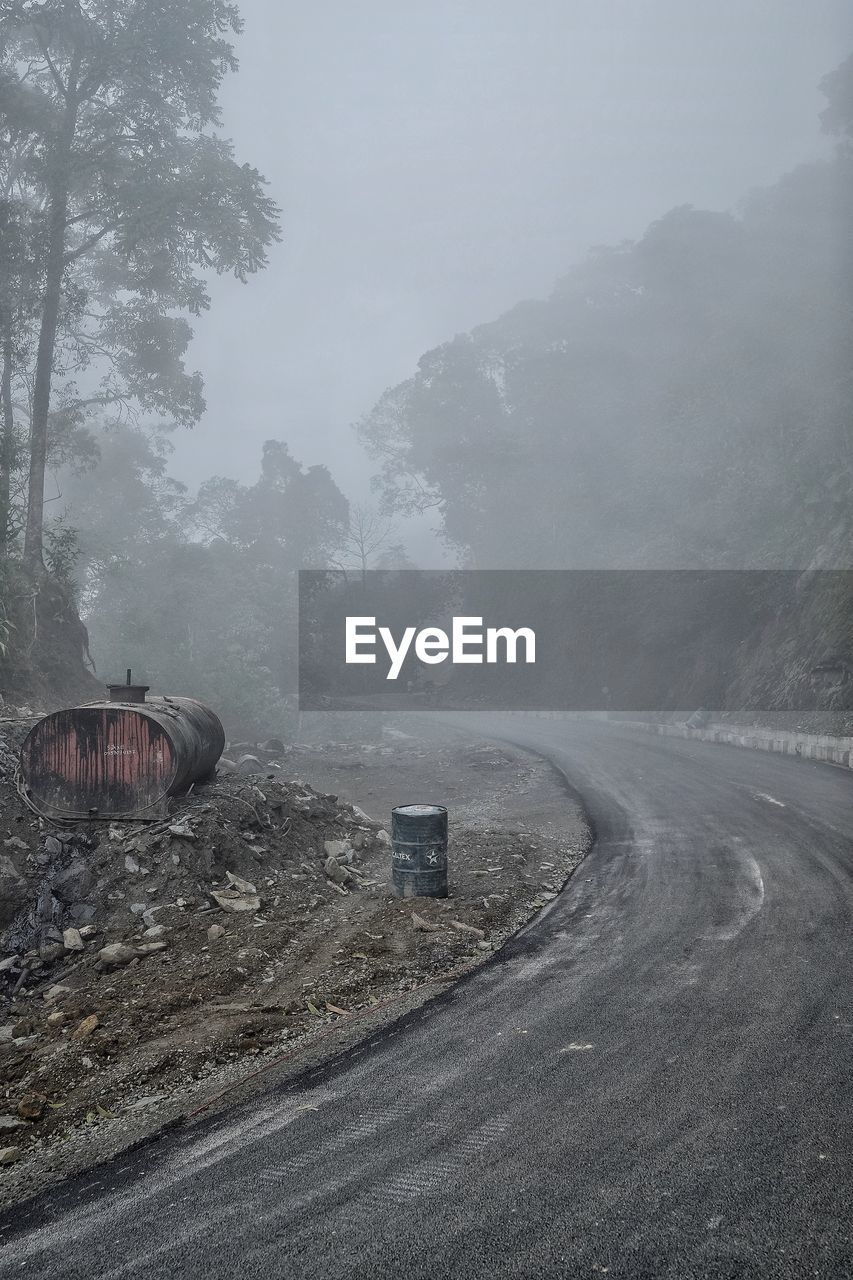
xmin=391 ymin=804 xmax=448 ymax=898
xmin=19 ymin=695 xmax=225 ymax=822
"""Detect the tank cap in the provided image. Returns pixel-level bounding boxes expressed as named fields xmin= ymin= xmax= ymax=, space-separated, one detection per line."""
xmin=107 ymin=668 xmax=149 ymax=703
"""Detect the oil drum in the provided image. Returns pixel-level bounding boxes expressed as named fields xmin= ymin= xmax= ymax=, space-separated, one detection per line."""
xmin=391 ymin=803 xmax=448 ymax=898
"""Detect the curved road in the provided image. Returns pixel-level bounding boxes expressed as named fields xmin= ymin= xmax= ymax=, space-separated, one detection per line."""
xmin=1 ymin=716 xmax=851 ymax=1278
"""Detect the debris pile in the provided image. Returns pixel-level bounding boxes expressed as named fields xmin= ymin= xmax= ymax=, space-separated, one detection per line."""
xmin=0 ymin=718 xmax=589 ymax=1201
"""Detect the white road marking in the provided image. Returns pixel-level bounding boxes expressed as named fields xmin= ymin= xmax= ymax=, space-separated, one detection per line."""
xmin=753 ymin=792 xmax=785 ymax=807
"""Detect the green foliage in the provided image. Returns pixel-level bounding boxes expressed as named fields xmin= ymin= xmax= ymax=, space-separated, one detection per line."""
xmin=0 ymin=0 xmax=281 ymax=562
xmin=43 ymin=513 xmax=80 ymax=583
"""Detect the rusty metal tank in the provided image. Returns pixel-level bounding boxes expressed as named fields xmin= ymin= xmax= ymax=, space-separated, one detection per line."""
xmin=19 ymin=676 xmax=225 ymax=821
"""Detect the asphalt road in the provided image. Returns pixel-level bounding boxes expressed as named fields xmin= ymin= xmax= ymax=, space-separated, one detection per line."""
xmin=1 ymin=716 xmax=851 ymax=1279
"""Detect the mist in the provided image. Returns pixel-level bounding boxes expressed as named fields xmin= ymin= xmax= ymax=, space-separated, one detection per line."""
xmin=2 ymin=0 xmax=852 ymax=727
xmin=169 ymin=0 xmax=852 ymax=507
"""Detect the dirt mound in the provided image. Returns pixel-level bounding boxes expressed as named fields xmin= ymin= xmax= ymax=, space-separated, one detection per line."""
xmin=0 ymin=722 xmax=590 ymax=1202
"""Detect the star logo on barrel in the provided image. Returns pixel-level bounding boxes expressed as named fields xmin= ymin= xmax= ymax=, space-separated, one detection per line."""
xmin=426 ymin=850 xmax=439 ymax=865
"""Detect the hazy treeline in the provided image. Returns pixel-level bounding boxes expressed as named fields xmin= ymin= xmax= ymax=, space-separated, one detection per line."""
xmin=361 ymin=57 xmax=853 ymax=573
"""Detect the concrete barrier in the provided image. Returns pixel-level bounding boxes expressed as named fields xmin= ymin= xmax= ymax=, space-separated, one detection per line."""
xmin=507 ymin=711 xmax=853 ymax=770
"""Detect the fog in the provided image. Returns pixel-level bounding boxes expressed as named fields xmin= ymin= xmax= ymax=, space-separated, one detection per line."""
xmin=169 ymin=0 xmax=852 ymax=505
xmin=3 ymin=0 xmax=853 ymax=726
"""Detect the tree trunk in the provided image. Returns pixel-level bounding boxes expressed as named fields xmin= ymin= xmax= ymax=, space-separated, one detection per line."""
xmin=23 ymin=91 xmax=78 ymax=571
xmin=0 ymin=325 xmax=13 ymax=554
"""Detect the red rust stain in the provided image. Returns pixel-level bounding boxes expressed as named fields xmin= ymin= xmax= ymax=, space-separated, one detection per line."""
xmin=26 ymin=709 xmax=176 ymax=818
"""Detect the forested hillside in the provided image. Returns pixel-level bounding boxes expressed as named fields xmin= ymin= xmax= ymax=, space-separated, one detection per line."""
xmin=360 ymin=58 xmax=853 ymax=575
xmin=3 ymin=22 xmax=850 ymax=728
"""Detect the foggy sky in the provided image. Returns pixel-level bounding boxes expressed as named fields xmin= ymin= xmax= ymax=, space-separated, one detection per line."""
xmin=167 ymin=0 xmax=853 ymax=528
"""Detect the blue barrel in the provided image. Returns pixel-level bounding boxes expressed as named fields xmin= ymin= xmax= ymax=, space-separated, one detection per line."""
xmin=391 ymin=804 xmax=448 ymax=898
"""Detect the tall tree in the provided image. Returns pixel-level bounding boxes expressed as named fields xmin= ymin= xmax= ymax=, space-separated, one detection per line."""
xmin=0 ymin=0 xmax=280 ymax=567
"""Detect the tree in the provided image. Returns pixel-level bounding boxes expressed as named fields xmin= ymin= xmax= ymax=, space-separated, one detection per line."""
xmin=820 ymin=53 xmax=853 ymax=140
xmin=333 ymin=503 xmax=398 ymax=584
xmin=359 ymin=59 xmax=853 ymax=572
xmin=0 ymin=1 xmax=280 ymax=568
xmin=53 ymin=433 xmax=350 ymax=731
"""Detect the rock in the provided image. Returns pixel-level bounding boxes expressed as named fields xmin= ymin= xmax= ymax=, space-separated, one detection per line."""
xmin=323 ymin=856 xmax=352 ymax=886
xmin=97 ymin=943 xmax=138 ymax=970
xmin=52 ymin=861 xmax=94 ymax=904
xmin=451 ymin=919 xmax=486 ymax=940
xmin=236 ymin=754 xmax=262 ymax=774
xmin=46 ymin=1010 xmax=67 ymax=1028
xmin=124 ymin=854 xmax=141 ymax=874
xmin=17 ymin=1093 xmax=46 ymax=1121
xmin=324 ymin=839 xmax=349 ymax=860
xmin=3 ymin=837 xmax=29 ymax=853
xmin=412 ymin=912 xmax=441 ymax=932
xmin=168 ymin=822 xmax=196 ymax=841
xmin=72 ymin=1013 xmax=99 ymax=1041
xmin=35 ymin=884 xmax=61 ymax=926
xmin=0 ymin=955 xmax=20 ymax=974
xmin=62 ymin=928 xmax=84 ymax=952
xmin=69 ymin=903 xmax=97 ymax=925
xmin=0 ymin=1147 xmax=21 ymax=1165
xmin=136 ymin=941 xmax=168 ymax=956
xmin=211 ymin=887 xmax=261 ymax=914
xmin=43 ymin=984 xmax=70 ymax=1003
xmin=142 ymin=924 xmax=167 ymax=940
xmin=351 ymin=805 xmax=377 ymax=825
xmin=211 ymin=872 xmax=261 ymax=913
xmin=0 ymin=1025 xmax=14 ymax=1043
xmin=225 ymin=871 xmax=257 ymax=895
xmin=298 ymin=797 xmax=331 ymax=820
xmin=207 ymin=924 xmax=226 ymax=942
xmin=78 ymin=924 xmax=98 ymax=940
xmin=38 ymin=943 xmax=66 ymax=964
xmin=0 ymin=857 xmax=26 ymax=926
xmin=375 ymin=829 xmax=392 ymax=847
xmin=124 ymin=1093 xmax=166 ymax=1113
xmin=0 ymin=1116 xmax=23 ymax=1133
xmin=43 ymin=835 xmax=63 ymax=856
